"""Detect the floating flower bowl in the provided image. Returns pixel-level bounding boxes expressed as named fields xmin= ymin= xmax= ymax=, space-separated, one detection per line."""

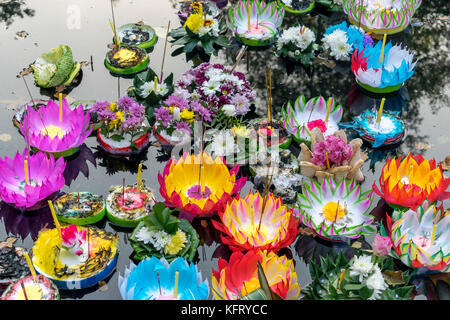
xmin=114 ymin=23 xmax=158 ymax=51
xmin=32 ymin=225 xmax=119 ymax=290
xmin=277 ymin=0 xmax=315 ymax=14
xmin=96 ymin=129 xmax=150 ymax=156
xmin=1 ymin=275 xmax=59 ymax=300
xmin=106 ymin=184 xmax=156 ymax=228
xmin=251 ymin=119 xmax=292 ymax=149
xmin=282 ymin=95 xmax=343 ymax=144
xmin=343 ymin=0 xmax=423 ymax=35
xmin=227 ymin=0 xmax=284 ymax=47
xmin=53 ymin=192 xmax=106 ymax=226
xmin=104 ymin=46 xmax=149 ymax=75
xmin=152 ymin=123 xmax=191 ymax=148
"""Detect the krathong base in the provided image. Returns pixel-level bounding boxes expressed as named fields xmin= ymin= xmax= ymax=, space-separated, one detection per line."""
xmin=277 ymin=0 xmax=315 ymax=14
xmin=115 ymin=23 xmax=158 ymax=51
xmin=357 ymin=80 xmax=403 ymax=95
xmin=104 ymin=46 xmax=149 ymax=75
xmin=53 ymin=192 xmax=106 ymax=225
xmin=96 ymin=129 xmax=150 ymax=156
xmin=348 ymin=16 xmax=410 ymax=36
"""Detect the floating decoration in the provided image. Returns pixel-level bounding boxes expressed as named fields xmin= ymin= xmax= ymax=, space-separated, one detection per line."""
xmin=158 ymin=152 xmax=247 ymax=218
xmin=92 ymin=96 xmax=150 ymax=156
xmin=302 ymin=252 xmax=414 ymax=300
xmin=339 ymin=108 xmax=405 ymax=148
xmin=20 ymin=98 xmax=92 ymax=158
xmin=0 ymin=149 xmax=66 ymax=210
xmin=0 ymin=245 xmax=30 ymax=286
xmin=277 ymin=0 xmax=315 ymax=14
xmin=12 ymin=99 xmax=47 ymax=130
xmin=30 ymin=44 xmax=81 ymax=89
xmin=32 ymin=224 xmax=119 ymax=289
xmin=106 ymin=183 xmax=156 ymax=228
xmin=385 ymin=202 xmax=450 ymax=273
xmin=373 ymin=154 xmax=450 ymax=210
xmin=343 ymin=0 xmax=423 ymax=35
xmin=251 ymin=118 xmax=292 ymax=149
xmin=298 ymin=127 xmax=368 ymax=183
xmin=177 ymin=0 xmax=222 ymax=24
xmin=118 ymin=256 xmax=209 ymax=300
xmin=129 ymin=203 xmax=200 ymax=261
xmin=53 ymin=192 xmax=106 ymax=225
xmin=275 ymin=24 xmax=317 ymax=66
xmin=1 ymin=275 xmax=59 ymax=300
xmin=351 ymin=41 xmax=417 ymax=94
xmin=115 ymin=23 xmax=158 ymax=51
xmin=227 ymin=0 xmax=285 ymax=47
xmin=281 ymin=95 xmax=343 ymax=144
xmin=212 ymin=192 xmax=299 ymax=252
xmin=212 ymin=250 xmax=300 ymax=300
xmin=104 ymin=46 xmax=149 ymax=75
xmin=295 ymin=178 xmax=376 ymax=242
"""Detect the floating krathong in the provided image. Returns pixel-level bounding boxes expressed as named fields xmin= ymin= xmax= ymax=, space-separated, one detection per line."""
xmin=53 ymin=192 xmax=106 ymax=225
xmin=212 ymin=192 xmax=299 ymax=252
xmin=118 ymin=257 xmax=209 ymax=300
xmin=0 ymin=149 xmax=66 ymax=210
xmin=351 ymin=41 xmax=417 ymax=94
xmin=298 ymin=127 xmax=368 ymax=183
xmin=227 ymin=0 xmax=284 ymax=47
xmin=32 ymin=225 xmax=119 ymax=289
xmin=129 ymin=203 xmax=200 ymax=262
xmin=386 ymin=202 xmax=450 ymax=273
xmin=251 ymin=119 xmax=292 ymax=149
xmin=177 ymin=0 xmax=222 ymax=24
xmin=277 ymin=0 xmax=315 ymax=14
xmin=343 ymin=0 xmax=423 ymax=35
xmin=295 ymin=178 xmax=376 ymax=242
xmin=373 ymin=154 xmax=450 ymax=210
xmin=1 ymin=275 xmax=59 ymax=300
xmin=158 ymin=152 xmax=247 ymax=218
xmin=20 ymin=98 xmax=92 ymax=158
xmin=282 ymin=95 xmax=343 ymax=144
xmin=104 ymin=46 xmax=149 ymax=75
xmin=212 ymin=250 xmax=300 ymax=300
xmin=115 ymin=23 xmax=158 ymax=51
xmin=106 ymin=184 xmax=156 ymax=227
xmin=12 ymin=99 xmax=47 ymax=130
xmin=339 ymin=109 xmax=405 ymax=148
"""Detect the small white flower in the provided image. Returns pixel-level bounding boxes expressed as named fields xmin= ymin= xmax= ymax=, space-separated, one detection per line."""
xmin=140 ymin=81 xmax=168 ymax=98
xmin=222 ymin=104 xmax=236 ymax=117
xmin=349 ymin=255 xmax=375 ymax=281
xmin=208 ymin=131 xmax=238 ymax=157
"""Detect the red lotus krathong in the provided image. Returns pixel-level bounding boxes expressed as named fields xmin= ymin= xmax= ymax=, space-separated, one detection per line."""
xmin=158 ymin=152 xmax=246 ymax=217
xmin=20 ymin=98 xmax=92 ymax=157
xmin=212 ymin=192 xmax=299 ymax=252
xmin=212 ymin=250 xmax=300 ymax=300
xmin=373 ymin=154 xmax=450 ymax=210
xmin=0 ymin=149 xmax=66 ymax=210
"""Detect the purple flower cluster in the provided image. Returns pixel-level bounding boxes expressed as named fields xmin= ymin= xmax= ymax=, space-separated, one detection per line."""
xmin=92 ymin=100 xmax=116 ymax=120
xmin=154 ymin=107 xmax=172 ymax=127
xmin=310 ymin=135 xmax=353 ymax=167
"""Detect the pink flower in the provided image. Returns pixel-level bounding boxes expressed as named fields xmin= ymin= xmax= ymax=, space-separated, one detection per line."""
xmin=372 ymin=234 xmax=392 ymax=256
xmin=61 ymin=224 xmax=87 ymax=256
xmin=310 ymin=135 xmax=353 ymax=167
xmin=307 ymin=119 xmax=327 ymax=133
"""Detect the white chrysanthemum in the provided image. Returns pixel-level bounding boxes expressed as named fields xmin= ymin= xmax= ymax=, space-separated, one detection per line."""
xmin=140 ymin=81 xmax=169 ymax=98
xmin=208 ymin=131 xmax=238 ymax=157
xmin=173 ymin=87 xmax=191 ymax=100
xmin=277 ymin=26 xmax=316 ymax=52
xmin=222 ymin=104 xmax=236 ymax=117
xmin=349 ymin=255 xmax=375 ymax=281
xmin=322 ymin=30 xmax=352 ymax=61
xmin=365 ymin=266 xmax=388 ymax=300
xmin=135 ymin=227 xmax=172 ymax=253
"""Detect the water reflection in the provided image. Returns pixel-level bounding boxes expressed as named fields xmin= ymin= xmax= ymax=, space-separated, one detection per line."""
xmin=93 ymin=145 xmax=150 ymax=175
xmin=63 ymin=144 xmax=97 ymax=187
xmin=0 ymin=0 xmax=35 ymax=29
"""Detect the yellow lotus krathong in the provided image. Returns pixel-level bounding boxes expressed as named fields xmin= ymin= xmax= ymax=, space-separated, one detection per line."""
xmin=158 ymin=152 xmax=247 ymax=218
xmin=212 ymin=192 xmax=299 ymax=252
xmin=212 ymin=250 xmax=300 ymax=300
xmin=373 ymin=154 xmax=450 ymax=210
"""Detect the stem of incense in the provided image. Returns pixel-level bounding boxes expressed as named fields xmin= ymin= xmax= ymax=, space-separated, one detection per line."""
xmin=20 ymin=282 xmax=29 ymax=300
xmin=173 ymin=271 xmax=179 ymax=299
xmin=137 ymin=163 xmax=142 ymax=192
xmin=109 ymin=20 xmax=120 ymax=50
xmin=231 ymin=46 xmax=247 ymax=73
xmin=87 ymin=228 xmax=90 ymax=257
xmin=157 ymin=271 xmax=162 ymax=295
xmin=23 ymin=252 xmax=37 ymax=282
xmin=48 ymin=200 xmax=61 ymax=240
xmin=22 ymin=76 xmax=49 ymax=136
xmin=325 ymin=97 xmax=332 ymax=123
xmin=338 ymin=268 xmax=346 ymax=290
xmin=334 ymin=200 xmax=340 ymax=223
xmin=258 ymin=155 xmax=273 ymax=232
xmin=24 ymin=159 xmax=29 ymax=185
xmin=247 ymin=4 xmax=251 ymax=30
xmin=90 ymin=55 xmax=94 ymax=72
xmin=160 ymin=20 xmax=171 ymax=82
xmin=59 ymin=93 xmax=63 ymax=122
xmin=376 ymin=98 xmax=386 ymax=124
xmin=198 ymin=124 xmax=205 ymax=194
xmin=430 ymin=224 xmax=437 ymax=246
xmin=326 ymin=152 xmax=330 ymax=169
xmin=378 ymin=33 xmax=387 ymax=65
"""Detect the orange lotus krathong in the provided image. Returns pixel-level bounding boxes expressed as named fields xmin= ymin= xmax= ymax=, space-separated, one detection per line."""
xmin=373 ymin=154 xmax=450 ymax=210
xmin=212 ymin=250 xmax=300 ymax=300
xmin=158 ymin=152 xmax=247 ymax=218
xmin=212 ymin=192 xmax=299 ymax=252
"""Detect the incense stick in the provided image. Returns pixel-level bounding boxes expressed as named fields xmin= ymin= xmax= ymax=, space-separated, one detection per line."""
xmin=231 ymin=46 xmax=247 ymax=73
xmin=160 ymin=20 xmax=171 ymax=82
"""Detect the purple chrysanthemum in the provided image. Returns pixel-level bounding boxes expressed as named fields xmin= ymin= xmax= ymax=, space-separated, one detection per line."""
xmin=154 ymin=107 xmax=173 ymax=127
xmin=92 ymin=101 xmax=116 ymax=120
xmin=192 ymin=101 xmax=213 ymax=123
xmin=175 ymin=121 xmax=192 ymax=134
xmin=230 ymin=94 xmax=250 ymax=116
xmin=164 ymin=95 xmax=189 ymax=110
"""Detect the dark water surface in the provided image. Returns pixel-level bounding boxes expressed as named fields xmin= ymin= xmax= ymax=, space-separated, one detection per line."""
xmin=0 ymin=0 xmax=449 ymax=300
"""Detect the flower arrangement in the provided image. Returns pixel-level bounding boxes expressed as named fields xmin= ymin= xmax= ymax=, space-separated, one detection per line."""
xmin=275 ymin=25 xmax=317 ymax=66
xmin=277 ymin=0 xmax=315 ymax=14
xmin=351 ymin=41 xmax=417 ymax=93
xmin=20 ymin=98 xmax=92 ymax=158
xmin=373 ymin=154 xmax=450 ymax=210
xmin=212 ymin=250 xmax=300 ymax=300
xmin=169 ymin=1 xmax=228 ymax=64
xmin=92 ymin=96 xmax=149 ymax=154
xmin=298 ymin=127 xmax=367 ymax=183
xmin=0 ymin=149 xmax=66 ymax=210
xmin=343 ymin=0 xmax=423 ymax=35
xmin=61 ymin=224 xmax=87 ymax=258
xmin=227 ymin=0 xmax=285 ymax=46
xmin=212 ymin=192 xmax=299 ymax=252
xmin=321 ymin=21 xmax=373 ymax=61
xmin=177 ymin=0 xmax=222 ymax=25
xmin=119 ymin=257 xmax=209 ymax=300
xmin=158 ymin=152 xmax=247 ymax=218
xmin=295 ymin=178 xmax=376 ymax=241
xmin=384 ymin=202 xmax=450 ymax=273
xmin=281 ymin=95 xmax=343 ymax=144
xmin=129 ymin=203 xmax=200 ymax=262
xmin=1 ymin=275 xmax=59 ymax=300
xmin=302 ymin=252 xmax=414 ymax=300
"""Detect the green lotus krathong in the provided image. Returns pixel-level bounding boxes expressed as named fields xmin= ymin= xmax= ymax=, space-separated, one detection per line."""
xmin=227 ymin=0 xmax=284 ymax=46
xmin=343 ymin=0 xmax=423 ymax=35
xmin=294 ymin=178 xmax=376 ymax=241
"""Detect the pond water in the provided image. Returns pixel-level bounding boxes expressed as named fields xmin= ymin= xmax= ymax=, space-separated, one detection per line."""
xmin=0 ymin=0 xmax=449 ymax=300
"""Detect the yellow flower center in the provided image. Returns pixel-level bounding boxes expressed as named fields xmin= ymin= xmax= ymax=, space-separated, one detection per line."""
xmin=41 ymin=125 xmax=64 ymax=139
xmin=113 ymin=48 xmax=137 ymax=63
xmin=323 ymin=201 xmax=346 ymax=222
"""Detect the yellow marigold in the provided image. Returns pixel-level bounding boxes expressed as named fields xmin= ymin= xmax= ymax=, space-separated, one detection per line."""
xmin=184 ymin=13 xmax=203 ymax=33
xmin=180 ymin=109 xmax=195 ymax=120
xmin=108 ymin=110 xmax=124 ymax=130
xmin=164 ymin=229 xmax=187 ymax=255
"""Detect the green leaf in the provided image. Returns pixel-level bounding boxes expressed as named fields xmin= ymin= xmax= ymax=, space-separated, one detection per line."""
xmin=359 ymin=286 xmax=374 ymax=300
xmin=109 ymin=134 xmax=124 ymax=142
xmin=343 ymin=283 xmax=364 ymax=291
xmin=171 ymin=47 xmax=185 ymax=57
xmin=183 ymin=39 xmax=199 ymax=53
xmin=214 ymin=35 xmax=229 ymax=47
